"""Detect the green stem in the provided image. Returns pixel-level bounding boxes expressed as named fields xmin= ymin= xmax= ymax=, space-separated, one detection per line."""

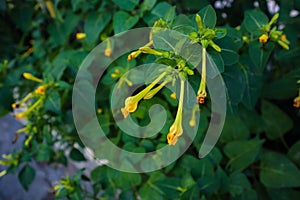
xmin=198 ymin=47 xmax=207 ymax=95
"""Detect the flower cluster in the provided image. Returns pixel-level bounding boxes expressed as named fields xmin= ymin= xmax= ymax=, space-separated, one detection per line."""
xmin=12 ymin=73 xmax=48 ymax=119
xmin=120 ymin=16 xmax=218 ymax=145
xmin=189 ymin=14 xmax=223 ymax=104
xmin=259 ymin=13 xmax=290 ymax=49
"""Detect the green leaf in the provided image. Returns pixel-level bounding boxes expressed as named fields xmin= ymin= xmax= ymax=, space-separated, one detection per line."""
xmin=216 ymin=37 xmax=239 ymax=66
xmin=156 ymin=178 xmax=182 ymax=199
xmin=36 ymin=143 xmax=52 ymax=161
xmin=267 ymin=188 xmax=300 ymax=200
xmin=228 ymin=172 xmax=251 ymax=196
xmin=261 ymin=100 xmax=293 ymax=140
xmin=223 ymin=64 xmax=246 ymax=105
xmin=71 ymin=0 xmax=88 ymax=12
xmin=239 ymin=106 xmax=264 ymax=134
xmin=106 ymin=168 xmax=142 ymax=190
xmin=151 ymin=2 xmax=172 ymax=18
xmin=276 ymin=46 xmax=300 ymax=61
xmin=172 ymin=14 xmax=194 ymax=34
xmin=69 ymin=148 xmax=86 ymax=161
xmin=113 ymin=11 xmax=139 ymax=34
xmin=288 ymin=140 xmax=300 ymax=167
xmin=181 ymin=184 xmax=201 ymax=200
xmin=220 ymin=114 xmax=250 ymax=143
xmin=197 ymin=176 xmax=219 ymax=195
xmin=224 ymin=140 xmax=263 ymax=172
xmin=249 ymin=41 xmax=275 ymax=72
xmin=164 ymin=6 xmax=176 ymax=24
xmin=263 ymin=68 xmax=300 ymax=100
xmin=260 ymin=151 xmax=300 ymax=188
xmin=44 ymin=91 xmax=61 ymax=114
xmin=10 ymin=5 xmax=33 ymax=32
xmin=84 ymin=12 xmax=111 ymax=45
xmin=140 ymin=0 xmax=157 ymax=11
xmin=215 ymin=28 xmax=227 ymax=39
xmin=47 ymin=11 xmax=80 ymax=46
xmin=244 ymin=9 xmax=268 ymax=32
xmin=198 ymin=5 xmax=217 ymax=28
xmin=180 ymin=0 xmax=209 ymax=11
xmin=239 ymin=57 xmax=263 ymax=109
xmin=90 ymin=166 xmax=108 ymax=183
xmin=48 ymin=50 xmax=81 ymax=80
xmin=206 ymin=50 xmax=224 ymax=78
xmin=112 ymin=0 xmax=139 ymax=11
xmin=18 ymin=164 xmax=36 ymax=191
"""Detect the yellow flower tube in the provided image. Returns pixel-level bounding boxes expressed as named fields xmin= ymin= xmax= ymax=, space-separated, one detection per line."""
xmin=167 ymin=80 xmax=185 ymax=145
xmin=121 ymin=72 xmax=167 ymax=118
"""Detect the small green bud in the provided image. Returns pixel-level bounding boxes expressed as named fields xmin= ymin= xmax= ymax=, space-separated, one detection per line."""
xmin=209 ymin=41 xmax=221 ymax=52
xmin=269 ymin=13 xmax=279 ymax=26
xmin=277 ymin=40 xmax=289 ymax=50
xmin=195 ymin=14 xmax=204 ymax=31
xmin=178 ymin=71 xmax=187 ymax=81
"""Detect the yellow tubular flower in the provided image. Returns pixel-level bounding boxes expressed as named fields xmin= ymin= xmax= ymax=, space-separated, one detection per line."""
xmin=45 ymin=0 xmax=56 ymax=18
xmin=293 ymin=89 xmax=300 ymax=108
xmin=143 ymin=80 xmax=169 ymax=99
xmin=189 ymin=105 xmax=198 ymax=127
xmin=121 ymin=72 xmax=167 ymax=118
xmin=104 ymin=39 xmax=112 ymax=57
xmin=0 ymin=170 xmax=7 ymax=177
xmin=259 ymin=34 xmax=269 ymax=44
xmin=139 ymin=47 xmax=163 ymax=56
xmin=170 ymin=92 xmax=176 ymax=99
xmin=167 ymin=80 xmax=185 ymax=145
xmin=23 ymin=72 xmax=43 ymax=83
xmin=76 ymin=33 xmax=86 ymax=40
xmin=128 ymin=50 xmax=141 ymax=60
xmin=111 ymin=73 xmax=118 ymax=78
xmin=34 ymin=85 xmax=46 ymax=95
xmin=197 ymin=47 xmax=207 ymax=104
xmin=15 ymin=112 xmax=27 ymax=119
xmin=15 ymin=98 xmax=43 ymax=119
xmin=97 ymin=108 xmax=103 ymax=114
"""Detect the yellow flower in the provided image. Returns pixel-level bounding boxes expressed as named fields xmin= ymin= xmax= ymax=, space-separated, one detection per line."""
xmin=104 ymin=49 xmax=111 ymax=57
xmin=280 ymin=34 xmax=287 ymax=41
xmin=97 ymin=108 xmax=103 ymax=114
xmin=45 ymin=0 xmax=56 ymax=18
xmin=11 ymin=103 xmax=18 ymax=109
xmin=23 ymin=72 xmax=43 ymax=82
xmin=139 ymin=47 xmax=163 ymax=56
xmin=197 ymin=91 xmax=206 ymax=104
xmin=76 ymin=33 xmax=86 ymax=40
xmin=111 ymin=73 xmax=118 ymax=78
xmin=197 ymin=47 xmax=207 ymax=104
xmin=121 ymin=72 xmax=167 ymax=118
xmin=104 ymin=39 xmax=112 ymax=57
xmin=189 ymin=104 xmax=199 ymax=127
xmin=259 ymin=34 xmax=269 ymax=44
xmin=170 ymin=92 xmax=176 ymax=99
xmin=128 ymin=50 xmax=141 ymax=60
xmin=167 ymin=80 xmax=185 ymax=145
xmin=167 ymin=123 xmax=183 ymax=145
xmin=143 ymin=80 xmax=169 ymax=99
xmin=34 ymin=85 xmax=46 ymax=95
xmin=189 ymin=119 xmax=196 ymax=127
xmin=15 ymin=112 xmax=27 ymax=119
xmin=0 ymin=170 xmax=7 ymax=177
xmin=293 ymin=91 xmax=300 ymax=108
